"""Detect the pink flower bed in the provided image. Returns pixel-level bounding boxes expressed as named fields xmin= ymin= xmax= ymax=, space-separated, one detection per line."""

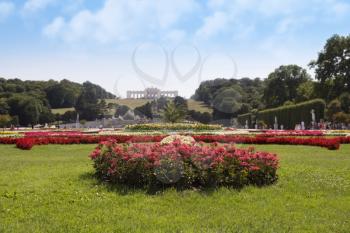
xmin=23 ymin=131 xmax=83 ymax=137
xmin=260 ymin=130 xmax=324 ymax=137
xmin=192 ymin=135 xmax=341 ymax=150
xmin=0 ymin=134 xmax=348 ymax=150
xmin=90 ymin=140 xmax=279 ymax=189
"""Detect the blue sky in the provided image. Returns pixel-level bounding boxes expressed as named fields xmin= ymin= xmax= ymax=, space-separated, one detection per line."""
xmin=0 ymin=0 xmax=349 ymax=97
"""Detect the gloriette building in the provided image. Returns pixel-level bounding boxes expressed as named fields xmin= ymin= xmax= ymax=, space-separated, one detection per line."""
xmin=126 ymin=88 xmax=178 ymax=99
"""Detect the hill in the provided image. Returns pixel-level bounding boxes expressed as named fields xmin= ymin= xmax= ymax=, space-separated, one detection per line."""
xmin=107 ymin=98 xmax=212 ymax=113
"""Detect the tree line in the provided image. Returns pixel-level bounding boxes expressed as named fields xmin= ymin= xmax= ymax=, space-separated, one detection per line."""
xmin=192 ymin=34 xmax=350 ymax=124
xmin=0 ymin=78 xmax=114 ymax=127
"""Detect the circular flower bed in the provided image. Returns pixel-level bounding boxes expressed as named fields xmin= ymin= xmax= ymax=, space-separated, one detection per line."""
xmin=90 ymin=140 xmax=279 ymax=190
xmin=160 ymin=135 xmax=195 ymax=145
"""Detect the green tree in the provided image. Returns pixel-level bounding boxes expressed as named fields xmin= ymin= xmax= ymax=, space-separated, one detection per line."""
xmin=161 ymin=102 xmax=186 ymax=123
xmin=135 ymin=102 xmax=153 ymax=119
xmin=39 ymin=108 xmax=56 ymax=124
xmin=0 ymin=115 xmax=12 ymax=128
xmin=263 ymin=65 xmax=311 ymax=107
xmin=115 ymin=105 xmax=130 ymax=117
xmin=339 ymin=92 xmax=350 ymax=113
xmin=212 ymin=87 xmax=242 ymax=120
xmin=173 ymin=96 xmax=188 ymax=110
xmin=0 ymin=98 xmax=9 ymax=114
xmin=296 ymin=80 xmax=315 ymax=102
xmin=7 ymin=95 xmax=45 ymax=125
xmin=309 ymin=34 xmax=350 ymax=100
xmin=75 ymin=83 xmax=102 ymax=121
xmin=332 ymin=112 xmax=350 ymax=124
xmin=326 ymin=99 xmax=342 ymax=120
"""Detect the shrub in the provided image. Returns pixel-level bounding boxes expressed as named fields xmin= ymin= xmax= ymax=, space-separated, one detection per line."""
xmin=16 ymin=138 xmax=35 ymax=150
xmin=90 ymin=140 xmax=279 ymax=190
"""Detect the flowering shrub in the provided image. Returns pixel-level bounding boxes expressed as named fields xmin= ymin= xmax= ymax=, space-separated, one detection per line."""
xmin=90 ymin=140 xmax=279 ymax=190
xmin=160 ymin=135 xmax=195 ymax=145
xmin=126 ymin=123 xmax=222 ymax=131
xmin=16 ymin=138 xmax=35 ymax=150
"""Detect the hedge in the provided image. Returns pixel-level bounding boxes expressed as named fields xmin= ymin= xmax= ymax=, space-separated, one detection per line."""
xmin=238 ymin=99 xmax=326 ymax=129
xmin=237 ymin=113 xmax=252 ymax=127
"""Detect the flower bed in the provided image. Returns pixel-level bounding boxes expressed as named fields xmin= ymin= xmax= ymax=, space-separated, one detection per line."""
xmin=125 ymin=123 xmax=222 ymax=131
xmin=192 ymin=135 xmax=341 ymax=150
xmin=90 ymin=140 xmax=279 ymax=190
xmin=260 ymin=130 xmax=324 ymax=137
xmin=1 ymin=134 xmax=348 ymax=150
xmin=23 ymin=131 xmax=83 ymax=137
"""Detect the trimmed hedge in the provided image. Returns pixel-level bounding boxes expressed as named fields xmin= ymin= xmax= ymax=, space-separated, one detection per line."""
xmin=238 ymin=99 xmax=326 ymax=129
xmin=237 ymin=113 xmax=252 ymax=127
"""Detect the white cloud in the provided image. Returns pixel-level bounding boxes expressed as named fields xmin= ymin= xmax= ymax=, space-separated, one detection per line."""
xmin=43 ymin=16 xmax=65 ymax=37
xmin=195 ymin=11 xmax=229 ymax=38
xmin=43 ymin=0 xmax=199 ymax=43
xmin=23 ymin=0 xmax=56 ymax=13
xmin=0 ymin=1 xmax=14 ymax=21
xmin=198 ymin=0 xmax=350 ymax=39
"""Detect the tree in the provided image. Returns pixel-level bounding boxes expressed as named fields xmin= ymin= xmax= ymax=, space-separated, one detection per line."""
xmin=188 ymin=110 xmax=212 ymax=124
xmin=332 ymin=112 xmax=350 ymax=124
xmin=263 ymin=65 xmax=311 ymax=107
xmin=61 ymin=111 xmax=78 ymax=123
xmin=309 ymin=34 xmax=350 ymax=100
xmin=0 ymin=115 xmax=11 ymax=128
xmin=173 ymin=96 xmax=188 ymax=110
xmin=39 ymin=108 xmax=56 ymax=124
xmin=193 ymin=78 xmax=265 ymax=112
xmin=212 ymin=87 xmax=242 ymax=120
xmin=339 ymin=92 xmax=350 ymax=113
xmin=75 ymin=83 xmax=102 ymax=121
xmin=0 ymin=98 xmax=9 ymax=114
xmin=161 ymin=102 xmax=186 ymax=123
xmin=45 ymin=82 xmax=81 ymax=108
xmin=296 ymin=80 xmax=316 ymax=102
xmin=135 ymin=102 xmax=153 ymax=119
xmin=7 ymin=95 xmax=45 ymax=125
xmin=115 ymin=105 xmax=130 ymax=117
xmin=156 ymin=96 xmax=168 ymax=111
xmin=326 ymin=99 xmax=342 ymax=120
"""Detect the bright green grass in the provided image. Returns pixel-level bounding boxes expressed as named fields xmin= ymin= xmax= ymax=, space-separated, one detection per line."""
xmin=0 ymin=144 xmax=350 ymax=233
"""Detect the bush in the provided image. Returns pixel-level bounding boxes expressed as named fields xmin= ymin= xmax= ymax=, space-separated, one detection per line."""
xmin=90 ymin=140 xmax=279 ymax=190
xmin=16 ymin=138 xmax=35 ymax=150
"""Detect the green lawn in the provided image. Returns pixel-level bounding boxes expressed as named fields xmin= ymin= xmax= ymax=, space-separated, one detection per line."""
xmin=51 ymin=107 xmax=75 ymax=115
xmin=107 ymin=98 xmax=212 ymax=113
xmin=0 ymin=144 xmax=350 ymax=232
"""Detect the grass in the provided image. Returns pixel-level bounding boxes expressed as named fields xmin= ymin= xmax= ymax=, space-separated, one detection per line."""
xmin=51 ymin=107 xmax=75 ymax=115
xmin=0 ymin=144 xmax=350 ymax=232
xmin=50 ymin=99 xmax=212 ymax=116
xmin=107 ymin=98 xmax=212 ymax=113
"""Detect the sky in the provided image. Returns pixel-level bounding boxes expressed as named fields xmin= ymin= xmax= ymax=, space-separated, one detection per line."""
xmin=0 ymin=0 xmax=349 ymax=98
